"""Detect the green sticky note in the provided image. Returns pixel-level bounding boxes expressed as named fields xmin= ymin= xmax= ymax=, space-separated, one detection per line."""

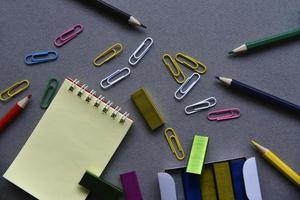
xmin=186 ymin=135 xmax=209 ymax=174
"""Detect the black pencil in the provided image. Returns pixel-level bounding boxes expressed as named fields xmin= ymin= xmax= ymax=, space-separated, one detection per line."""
xmin=86 ymin=0 xmax=146 ymax=29
xmin=216 ymin=76 xmax=300 ymax=114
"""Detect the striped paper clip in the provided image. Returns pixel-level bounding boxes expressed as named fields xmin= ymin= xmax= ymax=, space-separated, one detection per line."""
xmin=40 ymin=78 xmax=60 ymax=109
xmin=93 ymin=43 xmax=123 ymax=67
xmin=174 ymin=73 xmax=200 ymax=101
xmin=129 ymin=37 xmax=153 ymax=66
xmin=185 ymin=97 xmax=217 ymax=115
xmin=54 ymin=24 xmax=83 ymax=47
xmin=175 ymin=53 xmax=208 ymax=74
xmin=162 ymin=54 xmax=186 ymax=84
xmin=208 ymin=108 xmax=240 ymax=121
xmin=25 ymin=51 xmax=58 ymax=65
xmin=0 ymin=80 xmax=30 ymax=102
xmin=165 ymin=128 xmax=185 ymax=160
xmin=100 ymin=67 xmax=131 ymax=89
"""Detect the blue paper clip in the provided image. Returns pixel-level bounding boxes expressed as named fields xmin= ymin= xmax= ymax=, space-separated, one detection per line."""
xmin=25 ymin=51 xmax=58 ymax=65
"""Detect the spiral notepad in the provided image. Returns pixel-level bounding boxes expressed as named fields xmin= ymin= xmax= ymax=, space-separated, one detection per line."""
xmin=3 ymin=78 xmax=133 ymax=200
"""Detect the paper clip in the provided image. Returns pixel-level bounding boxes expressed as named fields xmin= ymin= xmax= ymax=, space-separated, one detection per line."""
xmin=129 ymin=37 xmax=153 ymax=66
xmin=162 ymin=54 xmax=186 ymax=84
xmin=185 ymin=97 xmax=217 ymax=115
xmin=0 ymin=80 xmax=30 ymax=102
xmin=54 ymin=24 xmax=84 ymax=47
xmin=164 ymin=128 xmax=185 ymax=160
xmin=175 ymin=53 xmax=208 ymax=74
xmin=93 ymin=43 xmax=123 ymax=67
xmin=40 ymin=78 xmax=60 ymax=109
xmin=208 ymin=108 xmax=241 ymax=121
xmin=100 ymin=67 xmax=131 ymax=89
xmin=25 ymin=51 xmax=58 ymax=65
xmin=174 ymin=73 xmax=201 ymax=101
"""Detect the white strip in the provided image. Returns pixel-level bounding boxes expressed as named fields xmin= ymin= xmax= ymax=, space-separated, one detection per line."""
xmin=243 ymin=157 xmax=263 ymax=200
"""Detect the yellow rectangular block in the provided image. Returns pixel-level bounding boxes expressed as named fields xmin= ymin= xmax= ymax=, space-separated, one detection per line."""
xmin=131 ymin=88 xmax=164 ymax=130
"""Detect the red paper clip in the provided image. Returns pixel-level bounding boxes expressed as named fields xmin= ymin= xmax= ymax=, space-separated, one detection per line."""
xmin=207 ymin=108 xmax=240 ymax=121
xmin=54 ymin=24 xmax=83 ymax=47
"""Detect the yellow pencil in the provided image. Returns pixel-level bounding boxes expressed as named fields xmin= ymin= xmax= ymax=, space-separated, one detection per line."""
xmin=251 ymin=140 xmax=300 ymax=187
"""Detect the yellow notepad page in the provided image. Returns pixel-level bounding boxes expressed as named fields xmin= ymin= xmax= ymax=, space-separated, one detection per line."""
xmin=3 ymin=78 xmax=133 ymax=200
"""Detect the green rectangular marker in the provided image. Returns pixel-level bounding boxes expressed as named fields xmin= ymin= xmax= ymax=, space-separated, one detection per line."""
xmin=186 ymin=135 xmax=209 ymax=174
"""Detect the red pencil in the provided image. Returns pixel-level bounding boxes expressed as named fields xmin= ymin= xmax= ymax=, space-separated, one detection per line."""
xmin=0 ymin=95 xmax=32 ymax=132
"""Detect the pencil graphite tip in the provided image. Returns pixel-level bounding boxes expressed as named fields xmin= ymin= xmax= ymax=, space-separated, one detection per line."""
xmin=215 ymin=76 xmax=220 ymax=80
xmin=140 ymin=24 xmax=147 ymax=29
xmin=251 ymin=140 xmax=260 ymax=148
xmin=251 ymin=140 xmax=268 ymax=153
xmin=228 ymin=51 xmax=234 ymax=55
xmin=28 ymin=94 xmax=32 ymax=98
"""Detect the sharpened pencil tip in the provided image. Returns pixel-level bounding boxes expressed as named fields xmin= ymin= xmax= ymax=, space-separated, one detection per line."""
xmin=140 ymin=24 xmax=147 ymax=29
xmin=228 ymin=51 xmax=234 ymax=55
xmin=251 ymin=140 xmax=259 ymax=147
xmin=215 ymin=76 xmax=220 ymax=80
xmin=28 ymin=94 xmax=32 ymax=98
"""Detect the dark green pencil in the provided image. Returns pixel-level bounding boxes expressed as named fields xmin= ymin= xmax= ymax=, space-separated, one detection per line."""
xmin=229 ymin=27 xmax=300 ymax=55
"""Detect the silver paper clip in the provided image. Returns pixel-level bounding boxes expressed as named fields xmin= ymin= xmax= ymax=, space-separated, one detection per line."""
xmin=100 ymin=67 xmax=131 ymax=89
xmin=185 ymin=97 xmax=217 ymax=115
xmin=129 ymin=37 xmax=153 ymax=66
xmin=174 ymin=73 xmax=201 ymax=100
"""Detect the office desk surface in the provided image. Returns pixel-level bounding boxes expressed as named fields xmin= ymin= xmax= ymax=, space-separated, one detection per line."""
xmin=0 ymin=0 xmax=300 ymax=199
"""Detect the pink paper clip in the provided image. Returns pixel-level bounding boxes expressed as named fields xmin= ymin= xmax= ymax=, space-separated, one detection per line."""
xmin=54 ymin=24 xmax=83 ymax=47
xmin=207 ymin=108 xmax=240 ymax=121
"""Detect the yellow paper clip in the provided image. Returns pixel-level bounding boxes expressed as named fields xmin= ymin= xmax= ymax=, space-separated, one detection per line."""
xmin=0 ymin=80 xmax=30 ymax=102
xmin=164 ymin=128 xmax=185 ymax=160
xmin=162 ymin=54 xmax=186 ymax=84
xmin=175 ymin=53 xmax=208 ymax=74
xmin=93 ymin=43 xmax=123 ymax=67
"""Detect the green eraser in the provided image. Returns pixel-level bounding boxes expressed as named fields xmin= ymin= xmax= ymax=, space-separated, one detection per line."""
xmin=186 ymin=135 xmax=209 ymax=174
xmin=131 ymin=88 xmax=165 ymax=130
xmin=79 ymin=171 xmax=122 ymax=200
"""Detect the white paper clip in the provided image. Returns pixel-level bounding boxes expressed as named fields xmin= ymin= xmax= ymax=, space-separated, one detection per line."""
xmin=100 ymin=67 xmax=131 ymax=89
xmin=185 ymin=97 xmax=217 ymax=115
xmin=174 ymin=73 xmax=201 ymax=101
xmin=129 ymin=37 xmax=153 ymax=66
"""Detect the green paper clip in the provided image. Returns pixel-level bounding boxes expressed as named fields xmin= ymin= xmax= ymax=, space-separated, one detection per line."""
xmin=79 ymin=171 xmax=122 ymax=200
xmin=131 ymin=88 xmax=165 ymax=130
xmin=40 ymin=78 xmax=59 ymax=109
xmin=186 ymin=135 xmax=209 ymax=175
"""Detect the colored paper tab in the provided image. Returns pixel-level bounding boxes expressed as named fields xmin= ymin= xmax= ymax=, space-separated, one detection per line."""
xmin=200 ymin=165 xmax=217 ymax=200
xmin=131 ymin=88 xmax=164 ymax=130
xmin=230 ymin=158 xmax=247 ymax=200
xmin=120 ymin=171 xmax=143 ymax=200
xmin=158 ymin=173 xmax=177 ymax=200
xmin=79 ymin=171 xmax=122 ymax=200
xmin=165 ymin=168 xmax=185 ymax=200
xmin=243 ymin=157 xmax=262 ymax=200
xmin=213 ymin=162 xmax=235 ymax=200
xmin=182 ymin=172 xmax=202 ymax=200
xmin=186 ymin=135 xmax=209 ymax=174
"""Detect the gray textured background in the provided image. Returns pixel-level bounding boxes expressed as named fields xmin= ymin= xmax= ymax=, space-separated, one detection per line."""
xmin=1 ymin=0 xmax=300 ymax=199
